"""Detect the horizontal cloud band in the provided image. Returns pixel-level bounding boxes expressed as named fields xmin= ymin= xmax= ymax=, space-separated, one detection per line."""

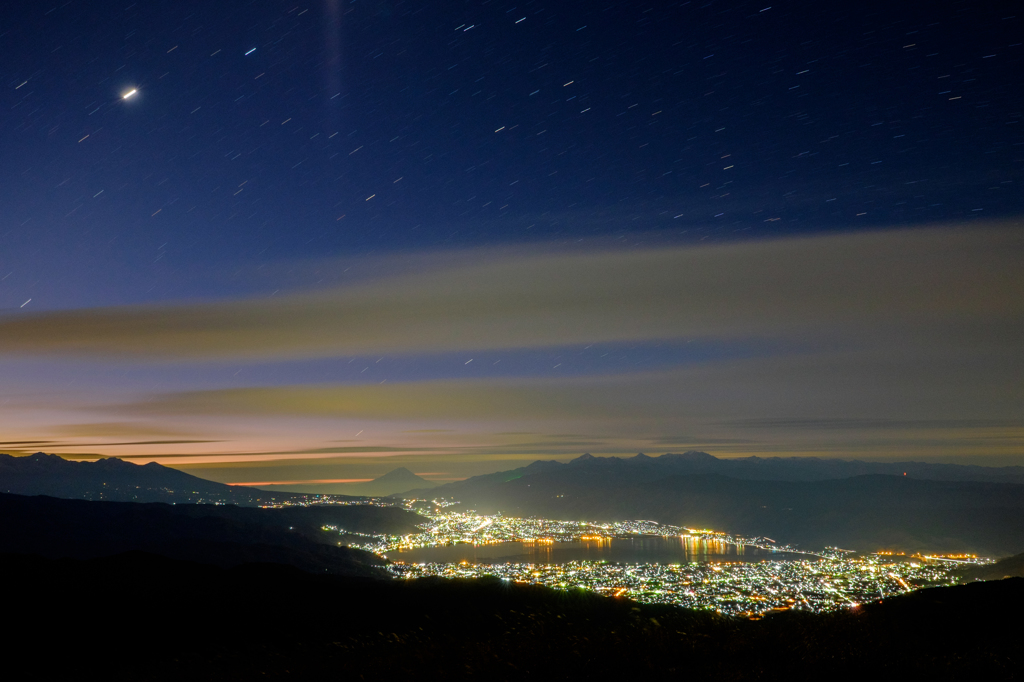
xmin=0 ymin=225 xmax=1020 ymax=359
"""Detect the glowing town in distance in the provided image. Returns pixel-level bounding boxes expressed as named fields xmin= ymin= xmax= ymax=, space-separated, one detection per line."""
xmin=312 ymin=498 xmax=992 ymax=618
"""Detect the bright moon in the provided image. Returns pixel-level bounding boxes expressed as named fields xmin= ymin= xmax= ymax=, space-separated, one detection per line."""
xmin=122 ymin=88 xmax=138 ymax=99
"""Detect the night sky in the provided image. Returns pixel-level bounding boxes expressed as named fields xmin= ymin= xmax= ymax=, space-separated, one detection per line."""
xmin=1 ymin=1 xmax=1021 ymax=488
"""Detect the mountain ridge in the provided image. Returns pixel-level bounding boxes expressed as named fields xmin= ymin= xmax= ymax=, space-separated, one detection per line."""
xmin=0 ymin=452 xmax=365 ymax=505
xmin=398 ymin=453 xmax=1024 ymax=556
xmin=400 ymin=451 xmax=1024 ymax=496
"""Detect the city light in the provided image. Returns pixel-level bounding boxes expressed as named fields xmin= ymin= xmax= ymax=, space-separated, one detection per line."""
xmin=316 ymin=500 xmax=993 ymax=618
xmin=390 ymin=557 xmax=961 ymax=617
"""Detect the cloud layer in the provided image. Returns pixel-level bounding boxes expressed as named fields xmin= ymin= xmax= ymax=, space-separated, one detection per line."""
xmin=1 ymin=225 xmax=1020 ymax=359
xmin=2 ymin=225 xmax=1022 ymax=479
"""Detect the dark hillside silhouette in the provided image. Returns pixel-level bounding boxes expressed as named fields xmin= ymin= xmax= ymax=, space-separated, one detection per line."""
xmin=0 ymin=492 xmax=420 ymax=577
xmin=2 ymin=551 xmax=1019 ymax=679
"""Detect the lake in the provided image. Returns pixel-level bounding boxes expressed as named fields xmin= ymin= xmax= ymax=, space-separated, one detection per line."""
xmin=385 ymin=535 xmax=805 ymax=564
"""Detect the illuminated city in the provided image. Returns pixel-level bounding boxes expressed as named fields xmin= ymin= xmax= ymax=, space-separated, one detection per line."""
xmin=330 ymin=504 xmax=805 ymax=556
xmin=322 ymin=499 xmax=992 ymax=617
xmin=390 ymin=557 xmax=961 ymax=617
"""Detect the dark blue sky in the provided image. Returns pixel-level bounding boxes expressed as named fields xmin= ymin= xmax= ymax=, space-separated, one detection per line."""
xmin=1 ymin=1 xmax=1021 ymax=484
xmin=2 ymin=0 xmax=1021 ymax=308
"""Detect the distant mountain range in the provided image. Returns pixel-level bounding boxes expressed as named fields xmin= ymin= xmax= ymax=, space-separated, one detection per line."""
xmin=7 ymin=450 xmax=1024 ymax=556
xmin=0 ymin=452 xmax=364 ymax=505
xmin=0 ymin=452 xmax=439 ymax=502
xmin=256 ymin=467 xmax=440 ymax=496
xmin=420 ymin=451 xmax=1024 ymax=487
xmin=401 ymin=452 xmax=1024 ymax=556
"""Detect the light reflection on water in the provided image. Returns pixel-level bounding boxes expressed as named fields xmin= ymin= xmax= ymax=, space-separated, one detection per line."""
xmin=385 ymin=536 xmax=802 ymax=564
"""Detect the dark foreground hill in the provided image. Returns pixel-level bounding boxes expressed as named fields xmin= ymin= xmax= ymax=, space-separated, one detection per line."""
xmin=963 ymin=551 xmax=1024 ymax=581
xmin=0 ymin=492 xmax=423 ymax=577
xmin=2 ymin=551 xmax=1020 ymax=680
xmin=405 ymin=455 xmax=1024 ymax=556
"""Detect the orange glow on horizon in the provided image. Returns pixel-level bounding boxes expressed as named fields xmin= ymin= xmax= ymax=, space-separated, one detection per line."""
xmin=229 ymin=478 xmax=374 ymax=486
